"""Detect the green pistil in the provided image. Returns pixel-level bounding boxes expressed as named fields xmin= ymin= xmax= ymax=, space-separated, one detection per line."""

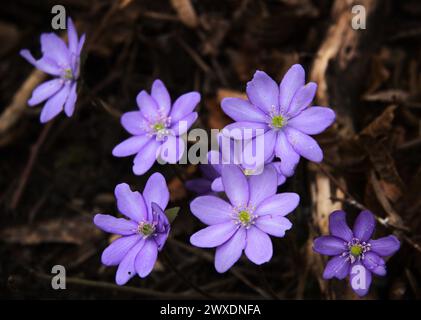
xmin=63 ymin=68 xmax=73 ymax=80
xmin=350 ymin=245 xmax=363 ymax=257
xmin=153 ymin=123 xmax=165 ymax=132
xmin=139 ymin=223 xmax=155 ymax=237
xmin=238 ymin=210 xmax=251 ymax=225
xmin=271 ymin=115 xmax=286 ymax=128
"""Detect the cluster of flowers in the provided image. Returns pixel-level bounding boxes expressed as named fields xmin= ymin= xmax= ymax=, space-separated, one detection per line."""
xmin=21 ymin=17 xmax=400 ymax=296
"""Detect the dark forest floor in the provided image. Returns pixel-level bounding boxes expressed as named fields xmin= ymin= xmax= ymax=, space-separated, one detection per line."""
xmin=0 ymin=0 xmax=421 ymax=299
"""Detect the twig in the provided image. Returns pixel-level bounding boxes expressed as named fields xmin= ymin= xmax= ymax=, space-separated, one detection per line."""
xmin=169 ymin=238 xmax=273 ymax=299
xmin=10 ymin=122 xmax=53 ymax=210
xmin=161 ymin=250 xmax=214 ymax=299
xmin=176 ymin=36 xmax=212 ymax=74
xmin=0 ymin=70 xmax=46 ymax=142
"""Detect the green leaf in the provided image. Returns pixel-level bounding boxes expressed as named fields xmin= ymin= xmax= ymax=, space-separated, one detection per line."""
xmin=164 ymin=207 xmax=180 ymax=224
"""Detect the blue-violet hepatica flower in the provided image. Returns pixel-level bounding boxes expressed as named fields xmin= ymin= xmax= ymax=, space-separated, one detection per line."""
xmin=190 ymin=165 xmax=299 ymax=272
xmin=313 ymin=210 xmax=400 ymax=297
xmin=20 ymin=17 xmax=85 ymax=123
xmin=113 ymin=80 xmax=200 ymax=175
xmin=221 ymin=64 xmax=335 ymax=177
xmin=94 ymin=173 xmax=170 ymax=285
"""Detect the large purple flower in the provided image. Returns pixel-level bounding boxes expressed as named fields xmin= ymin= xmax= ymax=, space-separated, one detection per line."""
xmin=20 ymin=18 xmax=85 ymax=123
xmin=221 ymin=64 xmax=335 ymax=177
xmin=112 ymin=80 xmax=200 ymax=175
xmin=313 ymin=210 xmax=400 ymax=297
xmin=93 ymin=173 xmax=170 ymax=285
xmin=190 ymin=165 xmax=299 ymax=272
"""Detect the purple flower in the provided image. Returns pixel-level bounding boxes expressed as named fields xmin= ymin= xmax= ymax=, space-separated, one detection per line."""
xmin=20 ymin=18 xmax=85 ymax=123
xmin=185 ymin=164 xmax=220 ymax=195
xmin=112 ymin=80 xmax=200 ymax=175
xmin=313 ymin=210 xmax=400 ymax=297
xmin=190 ymin=165 xmax=299 ymax=272
xmin=93 ymin=173 xmax=170 ymax=285
xmin=221 ymin=64 xmax=335 ymax=177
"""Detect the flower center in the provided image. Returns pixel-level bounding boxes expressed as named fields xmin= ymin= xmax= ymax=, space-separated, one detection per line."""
xmin=153 ymin=123 xmax=165 ymax=132
xmin=238 ymin=210 xmax=251 ymax=224
xmin=63 ymin=68 xmax=73 ymax=80
xmin=342 ymin=238 xmax=371 ymax=263
xmin=146 ymin=115 xmax=172 ymax=141
xmin=138 ymin=222 xmax=156 ymax=238
xmin=350 ymin=245 xmax=363 ymax=257
xmin=232 ymin=205 xmax=256 ymax=228
xmin=243 ymin=168 xmax=255 ymax=176
xmin=271 ymin=115 xmax=286 ymax=129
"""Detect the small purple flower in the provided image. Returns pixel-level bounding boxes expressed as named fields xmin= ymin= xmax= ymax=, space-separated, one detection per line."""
xmin=112 ymin=80 xmax=200 ymax=175
xmin=185 ymin=164 xmax=220 ymax=195
xmin=221 ymin=64 xmax=335 ymax=177
xmin=94 ymin=173 xmax=170 ymax=285
xmin=20 ymin=18 xmax=85 ymax=123
xmin=190 ymin=165 xmax=299 ymax=272
xmin=313 ymin=210 xmax=400 ymax=297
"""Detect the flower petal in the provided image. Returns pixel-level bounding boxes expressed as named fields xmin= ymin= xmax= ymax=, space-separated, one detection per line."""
xmin=363 ymin=252 xmax=386 ymax=276
xmin=215 ymin=228 xmax=246 ymax=273
xmin=171 ymin=112 xmax=198 ymax=136
xmin=121 ymin=111 xmax=149 ymax=135
xmin=246 ymin=70 xmax=279 ymax=114
xmin=286 ymin=82 xmax=317 ymax=117
xmin=132 ymin=139 xmax=161 ymax=175
xmin=190 ymin=196 xmax=232 ymax=225
xmin=353 ymin=210 xmax=375 ymax=242
xmin=39 ymin=83 xmax=71 ymax=123
xmin=254 ymin=193 xmax=299 ymax=217
xmin=313 ymin=236 xmax=347 ymax=255
xmin=170 ymin=92 xmax=201 ymax=123
xmin=222 ymin=122 xmax=268 ymax=140
xmin=112 ymin=135 xmax=151 ymax=157
xmin=115 ymin=239 xmax=145 ymax=285
xmin=243 ymin=130 xmax=277 ymax=168
xmin=20 ymin=49 xmax=62 ymax=76
xmin=101 ymin=234 xmax=141 ymax=266
xmin=134 ymin=239 xmax=158 ymax=278
xmin=255 ymin=215 xmax=292 ymax=237
xmin=160 ymin=135 xmax=185 ymax=163
xmin=221 ymin=97 xmax=268 ymax=122
xmin=221 ymin=165 xmax=249 ymax=207
xmin=114 ymin=183 xmax=147 ymax=222
xmin=77 ymin=34 xmax=86 ymax=54
xmin=94 ymin=214 xmax=138 ymax=235
xmin=244 ymin=226 xmax=273 ymax=265
xmin=323 ymin=255 xmax=350 ymax=280
xmin=369 ymin=235 xmax=400 ymax=257
xmin=64 ymin=82 xmax=77 ymax=117
xmin=185 ymin=178 xmax=213 ymax=195
xmin=279 ymin=64 xmax=305 ymax=112
xmin=284 ymin=127 xmax=323 ymax=162
xmin=142 ymin=172 xmax=169 ymax=220
xmin=136 ymin=90 xmax=159 ymax=121
xmin=288 ymin=107 xmax=335 ymax=135
xmin=275 ymin=130 xmax=300 ymax=177
xmin=248 ymin=166 xmax=278 ymax=207
xmin=329 ymin=210 xmax=353 ymax=242
xmin=211 ymin=177 xmax=224 ymax=192
xmin=349 ymin=262 xmax=372 ymax=297
xmin=151 ymin=79 xmax=171 ymax=116
xmin=40 ymin=33 xmax=70 ymax=66
xmin=28 ymin=79 xmax=63 ymax=106
xmin=67 ymin=17 xmax=78 ymax=54
xmin=190 ymin=222 xmax=238 ymax=248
